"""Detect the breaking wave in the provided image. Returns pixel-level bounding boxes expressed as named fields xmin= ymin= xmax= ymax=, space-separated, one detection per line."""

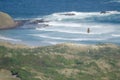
xmin=112 ymin=34 xmax=120 ymax=37
xmin=43 ymin=11 xmax=120 ymax=22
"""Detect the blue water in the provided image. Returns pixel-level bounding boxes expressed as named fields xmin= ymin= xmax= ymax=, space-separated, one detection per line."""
xmin=0 ymin=0 xmax=120 ymax=46
xmin=0 ymin=0 xmax=120 ymax=17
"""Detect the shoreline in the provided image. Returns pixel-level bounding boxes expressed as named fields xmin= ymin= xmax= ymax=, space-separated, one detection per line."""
xmin=0 ymin=40 xmax=119 ymax=49
xmin=0 ymin=41 xmax=31 ymax=48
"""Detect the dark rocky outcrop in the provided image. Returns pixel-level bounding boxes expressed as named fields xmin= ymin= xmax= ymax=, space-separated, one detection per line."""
xmin=60 ymin=13 xmax=76 ymax=16
xmin=28 ymin=19 xmax=49 ymax=24
xmin=0 ymin=11 xmax=50 ymax=30
xmin=100 ymin=11 xmax=108 ymax=14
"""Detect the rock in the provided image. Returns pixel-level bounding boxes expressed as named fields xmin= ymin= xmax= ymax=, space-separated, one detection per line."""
xmin=100 ymin=11 xmax=107 ymax=14
xmin=28 ymin=19 xmax=50 ymax=24
xmin=0 ymin=12 xmax=50 ymax=30
xmin=60 ymin=13 xmax=76 ymax=16
xmin=15 ymin=19 xmax=30 ymax=26
xmin=0 ymin=12 xmax=17 ymax=29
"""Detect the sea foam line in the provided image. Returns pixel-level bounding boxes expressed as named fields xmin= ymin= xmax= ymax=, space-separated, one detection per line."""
xmin=43 ymin=11 xmax=120 ymax=21
xmin=0 ymin=35 xmax=21 ymax=42
xmin=31 ymin=34 xmax=105 ymax=41
xmin=36 ymin=27 xmax=112 ymax=35
xmin=112 ymin=34 xmax=120 ymax=37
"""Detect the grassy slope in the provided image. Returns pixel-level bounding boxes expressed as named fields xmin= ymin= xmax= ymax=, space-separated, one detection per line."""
xmin=0 ymin=43 xmax=120 ymax=80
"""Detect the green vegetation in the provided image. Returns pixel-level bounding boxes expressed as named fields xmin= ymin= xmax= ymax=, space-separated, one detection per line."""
xmin=0 ymin=12 xmax=16 ymax=29
xmin=0 ymin=43 xmax=120 ymax=80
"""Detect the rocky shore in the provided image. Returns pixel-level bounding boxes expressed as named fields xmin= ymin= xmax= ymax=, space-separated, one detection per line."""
xmin=0 ymin=11 xmax=50 ymax=30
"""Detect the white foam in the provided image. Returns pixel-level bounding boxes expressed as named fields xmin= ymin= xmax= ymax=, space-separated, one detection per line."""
xmin=36 ymin=28 xmax=102 ymax=35
xmin=47 ymin=22 xmax=83 ymax=27
xmin=47 ymin=41 xmax=59 ymax=45
xmin=110 ymin=0 xmax=120 ymax=3
xmin=0 ymin=35 xmax=21 ymax=42
xmin=42 ymin=41 xmax=60 ymax=45
xmin=44 ymin=11 xmax=120 ymax=21
xmin=31 ymin=34 xmax=106 ymax=41
xmin=112 ymin=34 xmax=120 ymax=37
xmin=36 ymin=22 xmax=115 ymax=35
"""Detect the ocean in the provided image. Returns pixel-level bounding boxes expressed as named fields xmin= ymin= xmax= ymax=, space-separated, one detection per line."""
xmin=0 ymin=0 xmax=120 ymax=46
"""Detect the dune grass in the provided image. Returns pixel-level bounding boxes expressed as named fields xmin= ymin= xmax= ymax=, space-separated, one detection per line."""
xmin=0 ymin=43 xmax=120 ymax=80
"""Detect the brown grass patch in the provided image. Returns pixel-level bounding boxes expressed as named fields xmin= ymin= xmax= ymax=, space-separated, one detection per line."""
xmin=57 ymin=68 xmax=80 ymax=77
xmin=0 ymin=69 xmax=20 ymax=80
